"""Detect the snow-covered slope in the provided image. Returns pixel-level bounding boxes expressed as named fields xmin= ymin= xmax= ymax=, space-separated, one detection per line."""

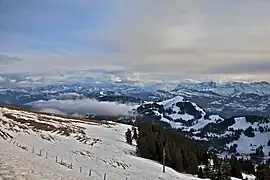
xmin=0 ymin=106 xmax=203 ymax=180
xmin=195 ymin=115 xmax=270 ymax=158
xmin=137 ymin=96 xmax=223 ymax=130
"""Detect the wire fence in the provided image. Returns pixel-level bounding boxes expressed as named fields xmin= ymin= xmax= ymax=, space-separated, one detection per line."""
xmin=8 ymin=138 xmax=130 ymax=180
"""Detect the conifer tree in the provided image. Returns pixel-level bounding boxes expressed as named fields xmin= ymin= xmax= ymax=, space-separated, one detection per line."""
xmin=198 ymin=167 xmax=204 ymax=178
xmin=230 ymin=156 xmax=243 ymax=179
xmin=240 ymin=158 xmax=255 ymax=174
xmin=264 ymin=165 xmax=270 ymax=180
xmin=210 ymin=161 xmax=231 ymax=180
xmin=125 ymin=128 xmax=132 ymax=145
xmin=202 ymin=151 xmax=209 ymax=166
xmin=174 ymin=147 xmax=183 ymax=172
xmin=256 ymin=163 xmax=270 ymax=180
xmin=204 ymin=162 xmax=213 ymax=179
xmin=132 ymin=127 xmax=138 ymax=140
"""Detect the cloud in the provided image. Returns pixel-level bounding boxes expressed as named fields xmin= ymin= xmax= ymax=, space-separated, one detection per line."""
xmin=207 ymin=61 xmax=270 ymax=74
xmin=27 ymin=98 xmax=137 ymax=116
xmin=0 ymin=54 xmax=21 ymax=64
xmin=0 ymin=0 xmax=270 ymax=82
xmin=39 ymin=108 xmax=67 ymax=116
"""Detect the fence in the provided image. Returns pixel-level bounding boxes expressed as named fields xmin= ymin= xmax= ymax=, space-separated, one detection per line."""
xmin=8 ymin=138 xmax=129 ymax=180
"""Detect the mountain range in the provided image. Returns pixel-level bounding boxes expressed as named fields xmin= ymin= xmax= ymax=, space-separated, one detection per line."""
xmin=1 ymin=80 xmax=269 ymax=117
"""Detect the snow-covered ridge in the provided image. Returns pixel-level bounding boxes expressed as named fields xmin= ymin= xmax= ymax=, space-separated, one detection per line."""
xmin=0 ymin=106 xmax=203 ymax=180
xmin=137 ymin=96 xmax=223 ymax=130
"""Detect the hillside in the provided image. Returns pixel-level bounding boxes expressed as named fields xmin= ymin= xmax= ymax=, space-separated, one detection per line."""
xmin=136 ymin=96 xmax=270 ymax=159
xmin=137 ymin=96 xmax=224 ymax=130
xmin=0 ymin=106 xmax=204 ymax=180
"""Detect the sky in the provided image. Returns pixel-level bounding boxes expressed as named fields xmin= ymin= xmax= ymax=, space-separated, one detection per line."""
xmin=0 ymin=0 xmax=270 ymax=83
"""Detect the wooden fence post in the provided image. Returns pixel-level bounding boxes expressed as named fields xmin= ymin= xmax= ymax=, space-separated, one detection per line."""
xmin=89 ymin=169 xmax=91 ymax=176
xmin=80 ymin=167 xmax=82 ymax=172
xmin=103 ymin=173 xmax=107 ymax=180
xmin=70 ymin=162 xmax=73 ymax=169
xmin=55 ymin=156 xmax=58 ymax=163
xmin=163 ymin=146 xmax=166 ymax=173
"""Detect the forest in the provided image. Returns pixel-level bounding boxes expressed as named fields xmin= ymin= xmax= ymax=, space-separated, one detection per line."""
xmin=125 ymin=122 xmax=270 ymax=180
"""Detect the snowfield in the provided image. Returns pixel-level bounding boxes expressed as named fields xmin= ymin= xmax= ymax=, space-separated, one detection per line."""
xmin=0 ymin=106 xmax=204 ymax=180
xmin=144 ymin=96 xmax=223 ymax=130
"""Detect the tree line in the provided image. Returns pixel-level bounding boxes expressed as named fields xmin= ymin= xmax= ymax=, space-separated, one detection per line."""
xmin=128 ymin=122 xmax=208 ymax=174
xmin=125 ymin=122 xmax=270 ymax=180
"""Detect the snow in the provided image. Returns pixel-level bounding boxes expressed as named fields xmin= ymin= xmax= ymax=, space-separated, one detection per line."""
xmin=192 ymin=136 xmax=208 ymax=141
xmin=191 ymin=102 xmax=205 ymax=115
xmin=190 ymin=119 xmax=214 ymax=130
xmin=0 ymin=140 xmax=85 ymax=180
xmin=210 ymin=101 xmax=222 ymax=105
xmin=158 ymin=96 xmax=184 ymax=107
xmin=154 ymin=96 xmax=213 ymax=130
xmin=228 ymin=132 xmax=270 ymax=156
xmin=229 ymin=117 xmax=269 ymax=132
xmin=153 ymin=97 xmax=225 ymax=131
xmin=230 ymin=173 xmax=256 ymax=180
xmin=169 ymin=113 xmax=194 ymax=121
xmin=207 ymin=131 xmax=233 ymax=138
xmin=0 ymin=107 xmax=203 ymax=180
xmin=242 ymin=173 xmax=256 ymax=180
xmin=229 ymin=117 xmax=251 ymax=130
xmin=160 ymin=117 xmax=186 ymax=129
xmin=209 ymin=115 xmax=223 ymax=122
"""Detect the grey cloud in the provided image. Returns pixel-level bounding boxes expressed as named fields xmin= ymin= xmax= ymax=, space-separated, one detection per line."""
xmin=71 ymin=0 xmax=270 ymax=80
xmin=1 ymin=0 xmax=270 ymax=83
xmin=0 ymin=54 xmax=22 ymax=64
xmin=207 ymin=61 xmax=270 ymax=74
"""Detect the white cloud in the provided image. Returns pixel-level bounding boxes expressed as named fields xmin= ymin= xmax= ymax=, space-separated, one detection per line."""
xmin=27 ymin=98 xmax=137 ymax=116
